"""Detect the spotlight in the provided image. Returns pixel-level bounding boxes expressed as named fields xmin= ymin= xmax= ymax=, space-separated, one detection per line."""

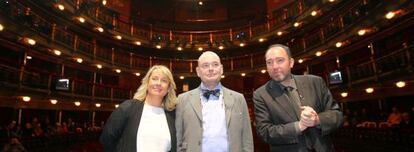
xmin=365 ymin=87 xmax=374 ymax=93
xmin=239 ymin=43 xmax=245 ymax=47
xmin=135 ymin=73 xmax=141 ymax=76
xmin=385 ymin=11 xmax=395 ymax=19
xmin=78 ymin=17 xmax=85 ymax=23
xmin=358 ymin=29 xmax=366 ymax=36
xmin=156 ymin=45 xmax=161 ymax=49
xmin=315 ymin=51 xmax=322 ymax=57
xmin=57 ymin=4 xmax=65 ymax=11
xmin=311 ymin=10 xmax=317 ymax=16
xmin=241 ymin=73 xmax=246 ymax=77
xmin=259 ymin=38 xmax=265 ymax=42
xmin=293 ymin=22 xmax=300 ymax=27
xmin=218 ymin=46 xmax=224 ymax=50
xmin=179 ymin=76 xmax=184 ymax=80
xmin=115 ymin=69 xmax=121 ymax=73
xmin=335 ymin=42 xmax=342 ymax=48
xmin=135 ymin=41 xmax=141 ymax=45
xmin=76 ymin=58 xmax=83 ymax=63
xmin=277 ymin=31 xmax=283 ymax=36
xmin=50 ymin=99 xmax=58 ymax=104
xmin=96 ymin=64 xmax=102 ymax=69
xmin=22 ymin=96 xmax=31 ymax=102
xmin=395 ymin=81 xmax=406 ymax=88
xmin=298 ymin=59 xmax=304 ymax=63
xmin=0 ymin=24 xmax=4 ymax=31
xmin=53 ymin=49 xmax=61 ymax=56
xmin=261 ymin=69 xmax=266 ymax=73
xmin=74 ymin=101 xmax=81 ymax=106
xmin=340 ymin=92 xmax=348 ymax=97
xmin=96 ymin=27 xmax=104 ymax=33
xmin=177 ymin=47 xmax=182 ymax=51
xmin=95 ymin=103 xmax=101 ymax=108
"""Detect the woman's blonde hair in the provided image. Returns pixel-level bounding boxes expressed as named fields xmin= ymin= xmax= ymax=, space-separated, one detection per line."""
xmin=133 ymin=65 xmax=177 ymax=111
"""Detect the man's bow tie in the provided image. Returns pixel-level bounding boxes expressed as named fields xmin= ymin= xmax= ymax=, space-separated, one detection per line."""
xmin=202 ymin=89 xmax=220 ymax=100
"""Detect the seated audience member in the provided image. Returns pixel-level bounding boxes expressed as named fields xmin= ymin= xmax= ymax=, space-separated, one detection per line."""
xmin=1 ymin=136 xmax=27 ymax=152
xmin=387 ymin=107 xmax=402 ymax=126
xmin=400 ymin=112 xmax=414 ymax=129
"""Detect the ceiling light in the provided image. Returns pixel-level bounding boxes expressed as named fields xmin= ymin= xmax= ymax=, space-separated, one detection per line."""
xmin=311 ymin=10 xmax=318 ymax=16
xmin=395 ymin=81 xmax=406 ymax=88
xmin=0 ymin=24 xmax=4 ymax=31
xmin=365 ymin=87 xmax=374 ymax=93
xmin=221 ymin=75 xmax=225 ymax=78
xmin=74 ymin=101 xmax=81 ymax=106
xmin=177 ymin=47 xmax=182 ymax=51
xmin=115 ymin=69 xmax=121 ymax=73
xmin=24 ymin=38 xmax=36 ymax=45
xmin=385 ymin=11 xmax=395 ymax=19
xmin=57 ymin=4 xmax=65 ymax=11
xmin=22 ymin=96 xmax=31 ymax=102
xmin=241 ymin=73 xmax=246 ymax=77
xmin=78 ymin=17 xmax=85 ymax=23
xmin=53 ymin=49 xmax=61 ymax=56
xmin=298 ymin=59 xmax=304 ymax=63
xmin=328 ymin=0 xmax=335 ymax=2
xmin=115 ymin=35 xmax=122 ymax=40
xmin=335 ymin=42 xmax=342 ymax=48
xmin=218 ymin=46 xmax=224 ymax=50
xmin=315 ymin=51 xmax=322 ymax=56
xmin=357 ymin=29 xmax=366 ymax=36
xmin=95 ymin=103 xmax=101 ymax=108
xmin=198 ymin=47 xmax=203 ymax=51
xmin=179 ymin=76 xmax=184 ymax=79
xmin=76 ymin=58 xmax=83 ymax=63
xmin=102 ymin=0 xmax=107 ymax=5
xmin=156 ymin=45 xmax=161 ymax=49
xmin=50 ymin=99 xmax=58 ymax=104
xmin=26 ymin=56 xmax=32 ymax=60
xmin=96 ymin=27 xmax=104 ymax=32
xmin=135 ymin=72 xmax=141 ymax=76
xmin=239 ymin=43 xmax=245 ymax=47
xmin=259 ymin=38 xmax=265 ymax=42
xmin=261 ymin=69 xmax=266 ymax=73
xmin=293 ymin=22 xmax=300 ymax=27
xmin=96 ymin=64 xmax=102 ymax=69
xmin=135 ymin=41 xmax=141 ymax=45
xmin=277 ymin=31 xmax=283 ymax=36
xmin=115 ymin=104 xmax=119 ymax=108
xmin=340 ymin=92 xmax=348 ymax=97
xmin=198 ymin=1 xmax=203 ymax=5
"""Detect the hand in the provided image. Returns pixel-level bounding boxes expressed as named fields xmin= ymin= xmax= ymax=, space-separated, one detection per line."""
xmin=300 ymin=106 xmax=320 ymax=127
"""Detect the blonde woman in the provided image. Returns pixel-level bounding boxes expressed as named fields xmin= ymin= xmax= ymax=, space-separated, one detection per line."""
xmin=100 ymin=65 xmax=177 ymax=152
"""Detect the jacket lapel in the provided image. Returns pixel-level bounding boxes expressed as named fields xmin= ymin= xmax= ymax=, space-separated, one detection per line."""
xmin=189 ymin=89 xmax=203 ymax=122
xmin=294 ymin=75 xmax=310 ymax=107
xmin=222 ymin=87 xmax=234 ymax=127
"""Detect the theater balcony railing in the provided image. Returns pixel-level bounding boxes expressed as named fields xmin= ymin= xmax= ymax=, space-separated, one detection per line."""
xmin=345 ymin=44 xmax=414 ymax=83
xmin=0 ymin=63 xmax=131 ymax=104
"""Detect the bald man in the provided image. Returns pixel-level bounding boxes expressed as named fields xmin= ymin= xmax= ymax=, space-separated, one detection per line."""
xmin=175 ymin=51 xmax=253 ymax=152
